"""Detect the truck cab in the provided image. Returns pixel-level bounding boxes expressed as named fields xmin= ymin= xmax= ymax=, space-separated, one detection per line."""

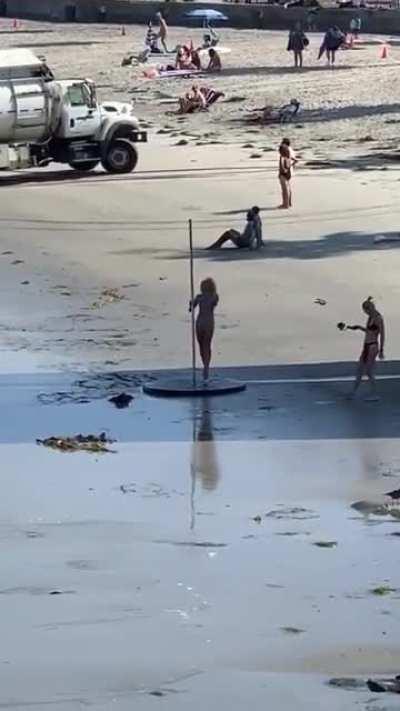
xmin=57 ymin=80 xmax=101 ymax=139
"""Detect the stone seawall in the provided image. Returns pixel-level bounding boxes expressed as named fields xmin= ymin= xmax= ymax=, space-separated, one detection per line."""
xmin=4 ymin=0 xmax=400 ymax=35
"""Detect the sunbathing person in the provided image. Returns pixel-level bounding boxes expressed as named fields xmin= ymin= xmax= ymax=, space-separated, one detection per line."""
xmin=246 ymin=99 xmax=300 ymax=124
xmin=175 ymin=46 xmax=198 ymax=71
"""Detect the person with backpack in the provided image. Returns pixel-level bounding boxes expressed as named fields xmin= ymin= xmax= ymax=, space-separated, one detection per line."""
xmin=287 ymin=23 xmax=309 ymax=68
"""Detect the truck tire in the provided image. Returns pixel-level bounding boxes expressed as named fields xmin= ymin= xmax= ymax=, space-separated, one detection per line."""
xmin=69 ymin=160 xmax=99 ymax=172
xmin=102 ymin=139 xmax=138 ymax=174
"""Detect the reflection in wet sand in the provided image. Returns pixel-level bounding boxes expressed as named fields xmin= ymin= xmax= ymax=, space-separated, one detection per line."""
xmin=190 ymin=399 xmax=220 ymax=530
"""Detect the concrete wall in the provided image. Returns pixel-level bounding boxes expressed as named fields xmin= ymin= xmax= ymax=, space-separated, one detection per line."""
xmin=4 ymin=0 xmax=400 ymax=34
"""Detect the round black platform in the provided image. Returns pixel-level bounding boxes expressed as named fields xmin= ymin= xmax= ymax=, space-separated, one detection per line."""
xmin=143 ymin=375 xmax=246 ymax=398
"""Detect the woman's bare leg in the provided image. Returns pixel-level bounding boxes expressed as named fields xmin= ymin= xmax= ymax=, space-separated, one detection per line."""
xmin=351 ymin=361 xmax=364 ymax=396
xmin=279 ymin=176 xmax=290 ymax=208
xmin=202 ymin=336 xmax=212 ymax=381
xmin=365 ymin=348 xmax=379 ymax=399
xmin=197 ymin=332 xmax=206 ymax=377
xmin=197 ymin=332 xmax=213 ymax=381
xmin=207 ymin=229 xmax=241 ymax=249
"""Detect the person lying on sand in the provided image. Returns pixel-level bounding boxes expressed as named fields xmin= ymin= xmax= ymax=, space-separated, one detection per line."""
xmin=207 ymin=48 xmax=222 ymax=73
xmin=246 ymin=99 xmax=300 ymax=124
xmin=206 ymin=207 xmax=263 ymax=250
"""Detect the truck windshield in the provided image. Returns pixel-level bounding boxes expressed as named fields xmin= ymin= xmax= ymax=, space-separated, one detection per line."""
xmin=68 ymin=84 xmax=89 ymax=107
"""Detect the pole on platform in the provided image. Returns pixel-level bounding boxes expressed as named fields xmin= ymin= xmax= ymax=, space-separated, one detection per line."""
xmin=189 ymin=219 xmax=197 ymax=388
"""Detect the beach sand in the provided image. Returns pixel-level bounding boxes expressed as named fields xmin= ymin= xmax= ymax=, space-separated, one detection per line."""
xmin=1 ymin=20 xmax=400 ymax=710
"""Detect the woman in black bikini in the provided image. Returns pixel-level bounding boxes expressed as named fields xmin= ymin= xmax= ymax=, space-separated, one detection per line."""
xmin=348 ymin=297 xmax=385 ymax=399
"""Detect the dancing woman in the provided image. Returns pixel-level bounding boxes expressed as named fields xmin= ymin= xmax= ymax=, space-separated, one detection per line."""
xmin=190 ymin=278 xmax=219 ymax=383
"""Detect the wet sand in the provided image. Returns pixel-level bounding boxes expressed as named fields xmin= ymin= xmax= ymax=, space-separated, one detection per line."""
xmin=2 ymin=368 xmax=400 ymax=709
xmin=1 ymin=20 xmax=400 ymax=711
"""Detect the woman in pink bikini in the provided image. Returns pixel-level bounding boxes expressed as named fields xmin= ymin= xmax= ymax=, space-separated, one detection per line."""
xmin=347 ymin=296 xmax=385 ymax=399
xmin=190 ymin=278 xmax=219 ymax=383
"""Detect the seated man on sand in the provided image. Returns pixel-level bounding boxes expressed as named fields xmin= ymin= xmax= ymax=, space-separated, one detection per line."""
xmin=178 ymin=85 xmax=225 ymax=114
xmin=207 ymin=48 xmax=222 ymax=73
xmin=206 ymin=207 xmax=263 ymax=250
xmin=179 ymin=84 xmax=207 ymax=114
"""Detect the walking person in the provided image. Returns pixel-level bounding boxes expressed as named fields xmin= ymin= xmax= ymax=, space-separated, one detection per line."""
xmin=156 ymin=11 xmax=169 ymax=52
xmin=319 ymin=26 xmax=345 ymax=67
xmin=346 ymin=297 xmax=385 ymax=400
xmin=287 ymin=23 xmax=309 ymax=68
xmin=190 ymin=278 xmax=219 ymax=383
xmin=278 ymin=144 xmax=293 ymax=209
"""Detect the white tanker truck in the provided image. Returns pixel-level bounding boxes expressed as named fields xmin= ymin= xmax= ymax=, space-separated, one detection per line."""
xmin=0 ymin=48 xmax=147 ymax=174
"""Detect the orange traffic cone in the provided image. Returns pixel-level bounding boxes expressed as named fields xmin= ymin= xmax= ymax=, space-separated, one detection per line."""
xmin=380 ymin=43 xmax=388 ymax=59
xmin=121 ymin=25 xmax=126 ymax=36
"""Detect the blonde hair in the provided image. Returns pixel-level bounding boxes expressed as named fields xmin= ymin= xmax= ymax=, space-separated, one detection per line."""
xmin=200 ymin=277 xmax=217 ymax=296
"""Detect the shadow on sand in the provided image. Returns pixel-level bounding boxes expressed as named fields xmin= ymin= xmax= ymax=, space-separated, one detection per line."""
xmin=151 ymin=230 xmax=400 ymax=262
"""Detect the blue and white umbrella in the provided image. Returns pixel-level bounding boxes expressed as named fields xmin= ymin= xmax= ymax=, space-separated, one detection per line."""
xmin=184 ymin=8 xmax=228 ymax=22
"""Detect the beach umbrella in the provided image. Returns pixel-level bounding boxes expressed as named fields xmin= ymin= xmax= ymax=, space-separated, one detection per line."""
xmin=184 ymin=8 xmax=228 ymax=22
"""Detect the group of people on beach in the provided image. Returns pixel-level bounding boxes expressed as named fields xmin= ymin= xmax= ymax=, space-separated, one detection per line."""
xmin=144 ymin=13 xmax=222 ymax=73
xmin=141 ymin=12 xmax=385 ymax=398
xmin=287 ymin=21 xmax=359 ymax=68
xmin=206 ymin=137 xmax=296 ymax=253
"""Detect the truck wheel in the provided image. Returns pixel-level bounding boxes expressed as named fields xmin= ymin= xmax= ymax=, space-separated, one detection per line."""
xmin=69 ymin=160 xmax=99 ymax=172
xmin=102 ymin=139 xmax=138 ymax=174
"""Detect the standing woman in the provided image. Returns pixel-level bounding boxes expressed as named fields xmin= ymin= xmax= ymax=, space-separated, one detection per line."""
xmin=156 ymin=11 xmax=169 ymax=53
xmin=190 ymin=278 xmax=219 ymax=383
xmin=278 ymin=144 xmax=293 ymax=209
xmin=287 ymin=23 xmax=309 ymax=68
xmin=348 ymin=296 xmax=385 ymax=399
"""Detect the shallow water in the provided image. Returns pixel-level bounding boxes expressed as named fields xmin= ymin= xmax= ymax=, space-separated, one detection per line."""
xmin=1 ymin=370 xmax=400 ymax=709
